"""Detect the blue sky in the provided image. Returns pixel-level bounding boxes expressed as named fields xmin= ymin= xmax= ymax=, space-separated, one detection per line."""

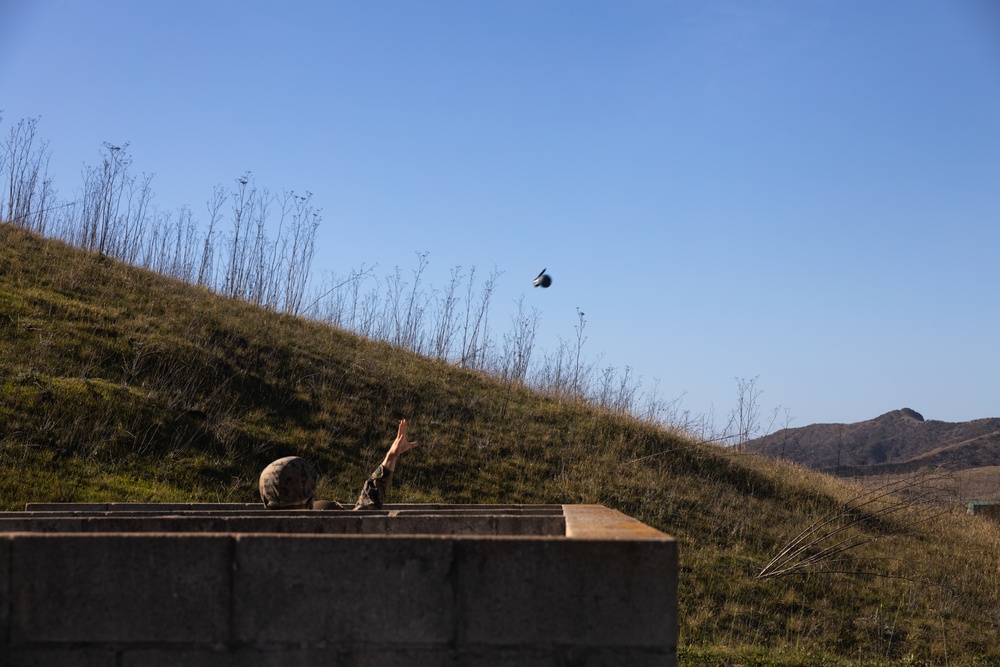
xmin=2 ymin=0 xmax=998 ymax=429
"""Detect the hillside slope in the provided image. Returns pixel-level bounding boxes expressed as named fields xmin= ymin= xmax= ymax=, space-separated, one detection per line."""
xmin=2 ymin=224 xmax=999 ymax=665
xmin=746 ymin=408 xmax=1000 ymax=477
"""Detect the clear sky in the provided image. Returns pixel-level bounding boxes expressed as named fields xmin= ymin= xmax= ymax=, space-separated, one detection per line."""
xmin=2 ymin=0 xmax=998 ymax=429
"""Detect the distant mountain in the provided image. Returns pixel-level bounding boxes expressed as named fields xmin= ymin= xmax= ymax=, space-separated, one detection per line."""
xmin=745 ymin=409 xmax=1000 ymax=476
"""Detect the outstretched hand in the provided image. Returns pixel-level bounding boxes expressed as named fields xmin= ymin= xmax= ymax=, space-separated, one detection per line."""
xmin=383 ymin=418 xmax=419 ymax=470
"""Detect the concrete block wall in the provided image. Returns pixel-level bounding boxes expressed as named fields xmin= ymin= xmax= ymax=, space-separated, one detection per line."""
xmin=979 ymin=504 xmax=1000 ymax=522
xmin=1 ymin=504 xmax=677 ymax=666
xmin=968 ymin=500 xmax=1000 ymax=522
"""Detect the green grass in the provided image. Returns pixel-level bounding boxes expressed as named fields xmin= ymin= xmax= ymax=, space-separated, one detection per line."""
xmin=1 ymin=223 xmax=999 ymax=666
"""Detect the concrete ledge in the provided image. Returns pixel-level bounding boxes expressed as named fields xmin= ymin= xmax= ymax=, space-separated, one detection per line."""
xmin=563 ymin=503 xmax=670 ymax=539
xmin=1 ymin=504 xmax=677 ymax=666
xmin=0 ymin=514 xmax=565 ymax=536
xmin=10 ymin=504 xmax=566 ymax=536
xmin=22 ymin=503 xmax=562 ymax=513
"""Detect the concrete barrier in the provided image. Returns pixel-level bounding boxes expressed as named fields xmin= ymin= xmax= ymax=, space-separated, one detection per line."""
xmin=1 ymin=504 xmax=677 ymax=666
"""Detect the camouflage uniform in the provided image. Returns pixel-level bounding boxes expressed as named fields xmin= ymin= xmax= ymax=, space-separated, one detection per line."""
xmin=259 ymin=456 xmax=394 ymax=510
xmin=353 ymin=464 xmax=393 ymax=510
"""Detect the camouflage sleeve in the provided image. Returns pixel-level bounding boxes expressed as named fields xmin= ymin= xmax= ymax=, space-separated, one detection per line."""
xmin=353 ymin=464 xmax=393 ymax=510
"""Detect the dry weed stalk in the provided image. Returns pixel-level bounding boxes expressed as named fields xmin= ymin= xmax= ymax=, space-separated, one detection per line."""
xmin=1 ymin=114 xmax=696 ymax=436
xmin=758 ymin=470 xmax=953 ymax=580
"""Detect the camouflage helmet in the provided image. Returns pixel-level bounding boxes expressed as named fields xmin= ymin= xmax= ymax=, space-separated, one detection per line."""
xmin=259 ymin=456 xmax=318 ymax=509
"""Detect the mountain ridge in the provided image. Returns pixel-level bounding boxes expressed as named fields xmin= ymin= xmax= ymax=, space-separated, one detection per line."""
xmin=746 ymin=408 xmax=1000 ymax=476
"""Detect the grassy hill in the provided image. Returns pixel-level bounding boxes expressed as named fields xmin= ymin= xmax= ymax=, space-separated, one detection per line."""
xmin=2 ymin=223 xmax=999 ymax=666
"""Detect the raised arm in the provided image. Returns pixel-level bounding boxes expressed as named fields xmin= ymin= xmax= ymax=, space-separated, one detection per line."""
xmin=353 ymin=419 xmax=419 ymax=510
xmin=381 ymin=418 xmax=419 ymax=472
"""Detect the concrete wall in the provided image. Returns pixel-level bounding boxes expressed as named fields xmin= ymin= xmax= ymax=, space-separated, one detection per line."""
xmin=1 ymin=504 xmax=677 ymax=666
xmin=976 ymin=504 xmax=1000 ymax=522
xmin=968 ymin=500 xmax=1000 ymax=520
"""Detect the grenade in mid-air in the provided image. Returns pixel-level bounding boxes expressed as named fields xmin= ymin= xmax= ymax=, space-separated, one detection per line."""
xmin=533 ymin=268 xmax=552 ymax=288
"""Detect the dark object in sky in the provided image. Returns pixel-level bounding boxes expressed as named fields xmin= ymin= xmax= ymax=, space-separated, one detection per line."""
xmin=533 ymin=268 xmax=552 ymax=288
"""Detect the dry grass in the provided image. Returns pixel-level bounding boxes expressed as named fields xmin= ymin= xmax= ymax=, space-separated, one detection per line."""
xmin=854 ymin=467 xmax=1000 ymax=509
xmin=2 ymin=224 xmax=999 ymax=666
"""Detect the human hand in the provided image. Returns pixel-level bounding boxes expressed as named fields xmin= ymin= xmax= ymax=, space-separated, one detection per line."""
xmin=383 ymin=419 xmax=419 ymax=470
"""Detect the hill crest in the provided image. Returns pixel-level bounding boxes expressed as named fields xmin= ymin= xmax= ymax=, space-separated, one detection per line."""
xmin=745 ymin=408 xmax=1000 ymax=475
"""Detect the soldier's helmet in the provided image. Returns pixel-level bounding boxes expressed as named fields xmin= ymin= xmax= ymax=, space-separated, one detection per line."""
xmin=259 ymin=456 xmax=318 ymax=509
